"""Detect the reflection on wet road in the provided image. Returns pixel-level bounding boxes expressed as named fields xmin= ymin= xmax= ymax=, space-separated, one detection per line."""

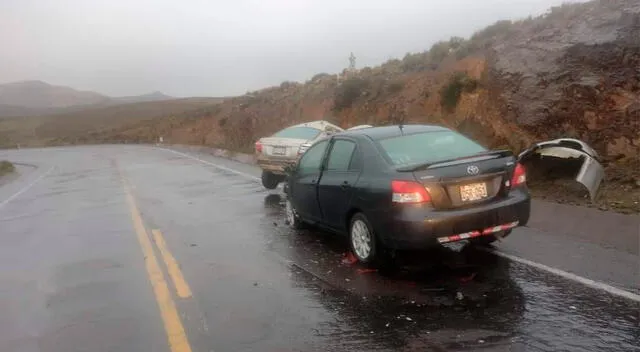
xmin=0 ymin=145 xmax=638 ymax=352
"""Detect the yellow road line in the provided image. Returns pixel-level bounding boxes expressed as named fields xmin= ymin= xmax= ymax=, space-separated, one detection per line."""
xmin=121 ymin=177 xmax=193 ymax=352
xmin=152 ymin=229 xmax=193 ymax=298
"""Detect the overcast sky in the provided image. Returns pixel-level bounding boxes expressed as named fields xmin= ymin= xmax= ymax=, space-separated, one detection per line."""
xmin=1 ymin=0 xmax=579 ymax=97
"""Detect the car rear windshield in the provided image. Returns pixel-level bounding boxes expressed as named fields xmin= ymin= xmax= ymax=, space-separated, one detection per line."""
xmin=376 ymin=130 xmax=487 ymax=166
xmin=272 ymin=126 xmax=321 ymax=140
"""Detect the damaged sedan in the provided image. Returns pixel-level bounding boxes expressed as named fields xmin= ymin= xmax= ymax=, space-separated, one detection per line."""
xmin=283 ymin=124 xmax=604 ymax=267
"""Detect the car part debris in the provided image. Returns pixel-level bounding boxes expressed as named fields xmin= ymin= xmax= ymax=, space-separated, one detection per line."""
xmin=518 ymin=138 xmax=604 ymax=201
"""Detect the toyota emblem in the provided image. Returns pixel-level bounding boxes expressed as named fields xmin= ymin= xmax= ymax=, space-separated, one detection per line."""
xmin=466 ymin=165 xmax=480 ymax=175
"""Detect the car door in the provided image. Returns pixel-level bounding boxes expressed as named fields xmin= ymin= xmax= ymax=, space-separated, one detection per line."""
xmin=317 ymin=138 xmax=362 ymax=231
xmin=289 ymin=139 xmax=330 ymax=222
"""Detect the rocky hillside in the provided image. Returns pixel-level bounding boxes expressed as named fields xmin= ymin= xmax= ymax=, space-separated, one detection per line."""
xmin=106 ymin=1 xmax=638 ymax=158
xmin=487 ymin=0 xmax=640 ymax=174
xmin=9 ymin=0 xmax=639 ymax=211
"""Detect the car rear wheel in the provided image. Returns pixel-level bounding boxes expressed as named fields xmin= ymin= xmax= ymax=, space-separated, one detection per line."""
xmin=261 ymin=170 xmax=281 ymax=189
xmin=349 ymin=213 xmax=384 ymax=267
xmin=285 ymin=198 xmax=305 ymax=229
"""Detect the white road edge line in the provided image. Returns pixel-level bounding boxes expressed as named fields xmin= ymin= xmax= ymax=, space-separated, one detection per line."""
xmin=486 ymin=248 xmax=640 ymax=302
xmin=160 ymin=148 xmax=261 ymax=181
xmin=159 ymin=147 xmax=640 ymax=303
xmin=0 ymin=166 xmax=55 ymax=209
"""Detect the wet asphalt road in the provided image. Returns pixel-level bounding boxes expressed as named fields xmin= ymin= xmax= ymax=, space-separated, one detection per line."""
xmin=0 ymin=145 xmax=638 ymax=352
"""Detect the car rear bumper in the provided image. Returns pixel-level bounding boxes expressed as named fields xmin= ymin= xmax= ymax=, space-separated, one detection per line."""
xmin=371 ymin=188 xmax=531 ymax=250
xmin=256 ymin=156 xmax=297 ymax=175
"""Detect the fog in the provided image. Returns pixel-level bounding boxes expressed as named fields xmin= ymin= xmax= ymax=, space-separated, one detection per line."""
xmin=1 ymin=0 xmax=580 ymax=97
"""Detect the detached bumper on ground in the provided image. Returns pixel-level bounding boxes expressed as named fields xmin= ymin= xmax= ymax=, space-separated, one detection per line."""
xmin=372 ymin=189 xmax=531 ymax=250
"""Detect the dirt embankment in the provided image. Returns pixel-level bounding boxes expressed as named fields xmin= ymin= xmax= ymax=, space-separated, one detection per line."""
xmin=18 ymin=0 xmax=640 ymax=213
xmin=487 ymin=0 xmax=640 ymax=207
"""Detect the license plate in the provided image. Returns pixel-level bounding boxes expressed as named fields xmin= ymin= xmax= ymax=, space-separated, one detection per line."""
xmin=443 ymin=240 xmax=469 ymax=252
xmin=272 ymin=146 xmax=286 ymax=155
xmin=460 ymin=182 xmax=488 ymax=202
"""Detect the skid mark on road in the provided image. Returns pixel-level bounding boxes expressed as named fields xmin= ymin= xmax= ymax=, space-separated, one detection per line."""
xmin=161 ymin=147 xmax=640 ymax=303
xmin=152 ymin=229 xmax=193 ymax=299
xmin=0 ymin=165 xmax=55 ymax=210
xmin=118 ymin=167 xmax=194 ymax=352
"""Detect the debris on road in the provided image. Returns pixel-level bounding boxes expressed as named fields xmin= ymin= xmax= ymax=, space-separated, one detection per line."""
xmin=356 ymin=268 xmax=377 ymax=275
xmin=341 ymin=252 xmax=358 ymax=265
xmin=458 ymin=272 xmax=477 ymax=283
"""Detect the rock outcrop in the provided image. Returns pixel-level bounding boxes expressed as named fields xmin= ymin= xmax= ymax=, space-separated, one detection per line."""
xmin=488 ymin=0 xmax=639 ymax=165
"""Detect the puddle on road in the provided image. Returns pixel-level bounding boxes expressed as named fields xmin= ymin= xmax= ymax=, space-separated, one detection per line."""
xmin=261 ymin=193 xmax=640 ymax=351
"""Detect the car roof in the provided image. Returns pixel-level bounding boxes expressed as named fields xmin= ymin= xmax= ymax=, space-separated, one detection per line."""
xmin=337 ymin=124 xmax=450 ymax=140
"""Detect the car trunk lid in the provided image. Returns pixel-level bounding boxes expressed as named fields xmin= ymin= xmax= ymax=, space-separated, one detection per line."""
xmin=398 ymin=150 xmax=517 ymax=209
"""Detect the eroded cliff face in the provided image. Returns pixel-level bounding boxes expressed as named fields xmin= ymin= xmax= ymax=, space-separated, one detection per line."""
xmin=488 ymin=0 xmax=640 ymax=167
xmin=90 ymin=0 xmax=638 ymax=199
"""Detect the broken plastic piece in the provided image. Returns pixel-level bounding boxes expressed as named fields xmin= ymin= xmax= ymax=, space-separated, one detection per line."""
xmin=341 ymin=252 xmax=358 ymax=265
xmin=356 ymin=268 xmax=378 ymax=275
xmin=458 ymin=272 xmax=477 ymax=283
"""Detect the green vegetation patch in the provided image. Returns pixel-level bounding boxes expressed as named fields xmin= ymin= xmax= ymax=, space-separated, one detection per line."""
xmin=440 ymin=72 xmax=479 ymax=112
xmin=0 ymin=160 xmax=15 ymax=176
xmin=333 ymin=77 xmax=371 ymax=111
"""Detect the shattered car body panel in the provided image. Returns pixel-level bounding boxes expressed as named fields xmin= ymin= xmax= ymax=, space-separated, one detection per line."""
xmin=518 ymin=138 xmax=604 ymax=201
xmin=346 ymin=124 xmax=374 ymax=131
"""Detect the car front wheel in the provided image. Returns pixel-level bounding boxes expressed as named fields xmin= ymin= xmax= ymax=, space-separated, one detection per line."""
xmin=261 ymin=170 xmax=281 ymax=189
xmin=285 ymin=198 xmax=305 ymax=229
xmin=349 ymin=213 xmax=383 ymax=267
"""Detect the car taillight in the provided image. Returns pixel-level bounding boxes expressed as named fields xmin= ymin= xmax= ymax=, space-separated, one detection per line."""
xmin=255 ymin=141 xmax=263 ymax=153
xmin=391 ymin=180 xmax=431 ymax=204
xmin=297 ymin=143 xmax=312 ymax=155
xmin=511 ymin=163 xmax=526 ymax=187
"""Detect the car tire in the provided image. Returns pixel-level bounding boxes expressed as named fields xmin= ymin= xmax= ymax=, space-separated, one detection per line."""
xmin=349 ymin=213 xmax=385 ymax=268
xmin=285 ymin=197 xmax=305 ymax=229
xmin=261 ymin=170 xmax=280 ymax=190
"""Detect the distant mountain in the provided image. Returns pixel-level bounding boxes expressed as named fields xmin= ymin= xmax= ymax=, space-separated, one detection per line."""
xmin=0 ymin=80 xmax=110 ymax=109
xmin=112 ymin=91 xmax=173 ymax=104
xmin=0 ymin=81 xmax=174 ymax=117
